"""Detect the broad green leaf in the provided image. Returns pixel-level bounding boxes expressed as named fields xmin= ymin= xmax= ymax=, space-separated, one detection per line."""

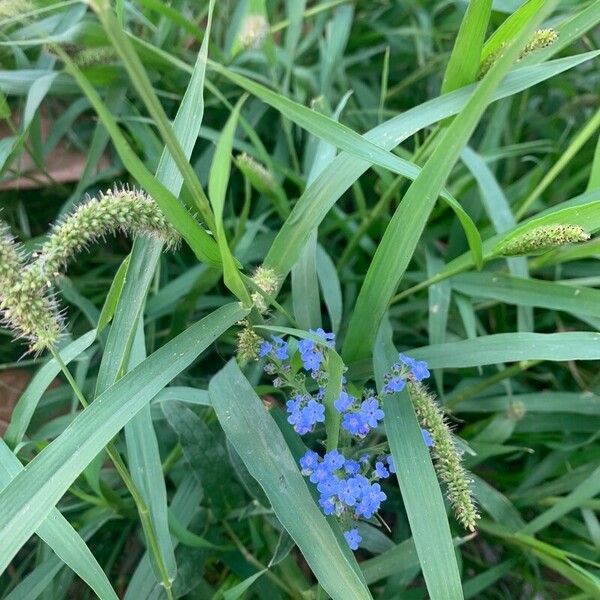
xmin=0 ymin=303 xmax=246 ymax=574
xmin=209 ymin=360 xmax=372 ymax=600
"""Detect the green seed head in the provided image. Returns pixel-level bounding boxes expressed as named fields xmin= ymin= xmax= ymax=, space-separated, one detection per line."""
xmin=250 ymin=265 xmax=280 ymax=313
xmin=236 ymin=322 xmax=263 ymax=362
xmin=236 ymin=153 xmax=276 ymax=196
xmin=408 ymin=381 xmax=480 ymax=531
xmin=497 ymin=224 xmax=590 ymax=256
xmin=238 ymin=14 xmax=269 ymax=50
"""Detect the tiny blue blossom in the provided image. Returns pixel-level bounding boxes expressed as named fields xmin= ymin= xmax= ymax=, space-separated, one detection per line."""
xmin=334 ymin=390 xmax=354 ymax=413
xmin=399 ymin=353 xmax=430 ymax=381
xmin=319 ymin=496 xmax=336 ymax=515
xmin=312 ymin=327 xmax=336 ymax=347
xmin=344 ymin=459 xmax=360 ymax=475
xmin=387 ymin=455 xmax=396 ymax=474
xmin=344 ymin=528 xmax=362 ymax=550
xmin=323 ymin=449 xmax=345 ymax=471
xmin=299 ymin=450 xmax=319 ymax=475
xmin=375 ymin=461 xmax=390 ymax=479
xmin=342 ymin=411 xmax=368 ymax=437
xmin=359 ymin=397 xmax=385 ymax=428
xmin=258 ymin=341 xmax=272 ymax=357
xmin=383 ymin=376 xmax=405 ymax=394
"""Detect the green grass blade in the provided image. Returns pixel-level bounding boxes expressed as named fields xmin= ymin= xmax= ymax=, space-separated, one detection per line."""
xmin=442 ymin=0 xmax=492 ymax=93
xmin=264 ymin=50 xmax=598 ymax=278
xmin=0 ymin=303 xmax=247 ymax=574
xmin=0 ymin=441 xmax=117 ymax=600
xmin=207 ymin=96 xmax=251 ymax=303
xmin=54 ymin=47 xmax=221 ymax=266
xmin=342 ymin=1 xmax=558 ymax=362
xmin=90 ymin=0 xmax=215 ymax=232
xmin=209 ymin=360 xmax=372 ymax=600
xmin=210 ymin=59 xmax=483 ymax=266
xmin=410 ymin=332 xmax=600 ymax=367
xmin=452 ymin=272 xmax=600 ymax=319
xmin=374 ymin=317 xmax=463 ymax=599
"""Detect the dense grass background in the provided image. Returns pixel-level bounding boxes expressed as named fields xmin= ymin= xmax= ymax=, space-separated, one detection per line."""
xmin=1 ymin=0 xmax=600 ymax=598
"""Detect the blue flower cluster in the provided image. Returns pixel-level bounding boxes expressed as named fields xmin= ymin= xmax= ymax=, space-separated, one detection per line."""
xmin=258 ymin=329 xmax=434 ymax=551
xmin=334 ymin=391 xmax=385 ymax=438
xmin=286 ymin=393 xmax=325 ymax=435
xmin=383 ymin=353 xmax=430 ymax=394
xmin=300 ymin=449 xmax=396 ymax=549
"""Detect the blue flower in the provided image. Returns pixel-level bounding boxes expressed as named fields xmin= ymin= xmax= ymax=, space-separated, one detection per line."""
xmin=286 ymin=395 xmax=325 ymax=435
xmin=334 ymin=390 xmax=354 ymax=413
xmin=344 ymin=528 xmax=362 ymax=550
xmin=319 ymin=495 xmax=336 ymax=515
xmin=383 ymin=376 xmax=405 ymax=394
xmin=258 ymin=341 xmax=272 ymax=357
xmin=312 ymin=328 xmax=336 ymax=347
xmin=299 ymin=450 xmax=319 ymax=475
xmin=399 ymin=353 xmax=430 ymax=381
xmin=356 ymin=482 xmax=387 ymax=518
xmin=344 ymin=459 xmax=360 ymax=475
xmin=337 ymin=478 xmax=357 ymax=506
xmin=359 ymin=397 xmax=384 ymax=428
xmin=342 ymin=412 xmax=368 ymax=437
xmin=309 ymin=462 xmax=331 ymax=484
xmin=421 ymin=428 xmax=434 ymax=447
xmin=317 ymin=474 xmax=340 ymax=496
xmin=272 ymin=336 xmax=289 ymax=360
xmin=323 ymin=449 xmax=345 ymax=472
xmin=386 ymin=455 xmax=396 ymax=474
xmin=375 ymin=461 xmax=389 ymax=479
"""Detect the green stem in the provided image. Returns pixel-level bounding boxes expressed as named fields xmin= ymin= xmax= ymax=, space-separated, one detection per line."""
xmin=50 ymin=346 xmax=175 ymax=600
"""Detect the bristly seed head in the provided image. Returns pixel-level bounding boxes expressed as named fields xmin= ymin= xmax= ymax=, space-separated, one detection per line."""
xmin=250 ymin=265 xmax=280 ymax=313
xmin=407 ymin=381 xmax=480 ymax=531
xmin=0 ymin=187 xmax=180 ymax=353
xmin=496 ymin=224 xmax=590 ymax=256
xmin=238 ymin=14 xmax=269 ymax=49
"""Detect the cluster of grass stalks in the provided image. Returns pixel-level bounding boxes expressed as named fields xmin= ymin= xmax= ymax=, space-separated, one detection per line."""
xmin=0 ymin=1 xmax=599 ymax=599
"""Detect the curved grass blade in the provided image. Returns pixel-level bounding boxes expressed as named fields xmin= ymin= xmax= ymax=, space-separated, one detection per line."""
xmin=4 ymin=330 xmax=97 ymax=449
xmin=374 ymin=317 xmax=463 ymax=599
xmin=0 ymin=441 xmax=117 ymax=600
xmin=209 ymin=360 xmax=372 ymax=600
xmin=410 ymin=332 xmax=600 ymax=368
xmin=342 ymin=1 xmax=558 ymax=362
xmin=0 ymin=303 xmax=247 ymax=574
xmin=264 ymin=50 xmax=599 ymax=278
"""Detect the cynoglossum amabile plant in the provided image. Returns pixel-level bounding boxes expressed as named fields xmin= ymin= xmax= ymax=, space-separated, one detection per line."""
xmin=254 ymin=328 xmax=476 ymax=550
xmin=0 ymin=187 xmax=179 ymax=352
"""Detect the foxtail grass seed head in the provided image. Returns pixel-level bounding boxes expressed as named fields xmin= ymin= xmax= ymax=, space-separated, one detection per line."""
xmin=236 ymin=322 xmax=263 ymax=362
xmin=0 ymin=187 xmax=179 ymax=352
xmin=238 ymin=14 xmax=269 ymax=49
xmin=236 ymin=153 xmax=276 ymax=196
xmin=478 ymin=29 xmax=558 ymax=78
xmin=497 ymin=224 xmax=590 ymax=256
xmin=407 ymin=381 xmax=480 ymax=531
xmin=0 ymin=0 xmax=34 ymax=19
xmin=74 ymin=46 xmax=116 ymax=67
xmin=250 ymin=265 xmax=280 ymax=313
